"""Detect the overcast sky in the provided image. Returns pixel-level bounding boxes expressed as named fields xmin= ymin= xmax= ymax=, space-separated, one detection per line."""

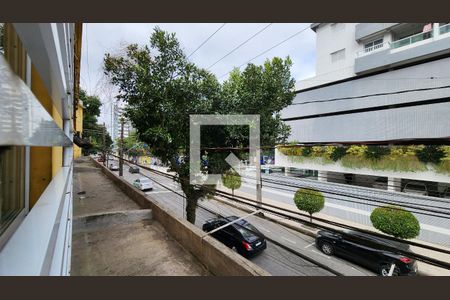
xmin=80 ymin=23 xmax=317 ymax=134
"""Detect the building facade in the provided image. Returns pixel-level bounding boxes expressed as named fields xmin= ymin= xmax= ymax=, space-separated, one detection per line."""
xmin=278 ymin=23 xmax=450 ymax=195
xmin=0 ymin=23 xmax=82 ymax=275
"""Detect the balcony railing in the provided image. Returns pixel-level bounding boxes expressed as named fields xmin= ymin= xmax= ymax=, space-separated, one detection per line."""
xmin=357 ymin=42 xmax=390 ymax=57
xmin=439 ymin=23 xmax=450 ymax=35
xmin=391 ymin=30 xmax=434 ymax=49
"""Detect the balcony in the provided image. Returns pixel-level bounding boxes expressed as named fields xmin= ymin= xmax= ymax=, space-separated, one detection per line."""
xmin=355 ymin=24 xmax=450 ymax=74
xmin=391 ymin=30 xmax=433 ymax=49
xmin=357 ymin=42 xmax=390 ymax=57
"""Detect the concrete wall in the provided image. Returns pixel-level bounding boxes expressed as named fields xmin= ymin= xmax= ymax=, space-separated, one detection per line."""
xmin=91 ymin=159 xmax=270 ymax=276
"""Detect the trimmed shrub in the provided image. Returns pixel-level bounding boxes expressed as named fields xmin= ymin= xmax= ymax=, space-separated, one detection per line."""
xmin=330 ymin=146 xmax=348 ymax=162
xmin=301 ymin=147 xmax=312 ymax=157
xmin=222 ymin=169 xmax=241 ymax=196
xmin=370 ymin=206 xmax=420 ymax=239
xmin=416 ymin=145 xmax=445 ymax=164
xmin=365 ymin=145 xmax=390 ymax=160
xmin=293 ymin=188 xmax=325 ymax=222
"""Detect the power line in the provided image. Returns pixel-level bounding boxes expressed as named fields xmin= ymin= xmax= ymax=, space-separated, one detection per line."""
xmin=218 ymin=24 xmax=310 ymax=79
xmin=187 ymin=23 xmax=227 ymax=59
xmin=206 ymin=23 xmax=273 ymax=70
xmin=292 ymin=84 xmax=450 ymax=105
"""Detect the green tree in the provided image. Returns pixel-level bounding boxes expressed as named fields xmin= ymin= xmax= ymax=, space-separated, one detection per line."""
xmin=370 ymin=206 xmax=420 ymax=239
xmin=103 ymin=27 xmax=295 ymax=224
xmin=222 ymin=169 xmax=241 ymax=196
xmin=293 ymin=188 xmax=325 ymax=222
xmin=79 ymin=89 xmax=112 ymax=154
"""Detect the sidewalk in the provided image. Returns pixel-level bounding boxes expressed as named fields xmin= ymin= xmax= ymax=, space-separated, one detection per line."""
xmin=71 ymin=157 xmax=209 ymax=276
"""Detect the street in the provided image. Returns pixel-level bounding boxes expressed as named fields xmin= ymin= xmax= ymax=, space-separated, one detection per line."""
xmin=237 ymin=170 xmax=450 ymax=247
xmin=110 ymin=158 xmax=375 ymax=276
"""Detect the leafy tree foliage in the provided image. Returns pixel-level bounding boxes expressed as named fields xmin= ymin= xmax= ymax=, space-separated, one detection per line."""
xmin=80 ymin=89 xmax=112 ymax=154
xmin=293 ymin=188 xmax=325 ymax=222
xmin=103 ymin=27 xmax=295 ymax=223
xmin=222 ymin=169 xmax=242 ymax=196
xmin=370 ymin=206 xmax=420 ymax=239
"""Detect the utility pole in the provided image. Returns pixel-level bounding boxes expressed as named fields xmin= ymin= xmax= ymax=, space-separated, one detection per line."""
xmin=256 ymin=146 xmax=262 ymax=210
xmin=102 ymin=122 xmax=106 ymax=167
xmin=119 ymin=117 xmax=124 ymax=176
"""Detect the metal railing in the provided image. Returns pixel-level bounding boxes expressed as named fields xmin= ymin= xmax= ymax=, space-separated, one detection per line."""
xmin=391 ymin=30 xmax=434 ymax=49
xmin=357 ymin=42 xmax=390 ymax=57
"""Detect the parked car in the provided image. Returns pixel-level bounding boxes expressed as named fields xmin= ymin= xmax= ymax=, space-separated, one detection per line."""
xmin=202 ymin=216 xmax=267 ymax=258
xmin=132 ymin=177 xmax=153 ymax=191
xmin=441 ymin=186 xmax=450 ymax=199
xmin=109 ymin=163 xmax=119 ymax=171
xmin=315 ymin=230 xmax=417 ymax=276
xmin=372 ymin=177 xmax=388 ymax=190
xmin=129 ymin=166 xmax=140 ymax=174
xmin=403 ymin=181 xmax=428 ymax=196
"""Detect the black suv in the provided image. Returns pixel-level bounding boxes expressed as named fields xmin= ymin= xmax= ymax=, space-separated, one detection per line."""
xmin=202 ymin=216 xmax=267 ymax=258
xmin=316 ymin=230 xmax=418 ymax=276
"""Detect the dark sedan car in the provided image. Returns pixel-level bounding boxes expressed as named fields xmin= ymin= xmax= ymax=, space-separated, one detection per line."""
xmin=316 ymin=230 xmax=418 ymax=276
xmin=202 ymin=216 xmax=267 ymax=258
xmin=129 ymin=166 xmax=140 ymax=173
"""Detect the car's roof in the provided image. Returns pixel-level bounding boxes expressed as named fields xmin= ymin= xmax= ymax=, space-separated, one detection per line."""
xmin=138 ymin=177 xmax=151 ymax=181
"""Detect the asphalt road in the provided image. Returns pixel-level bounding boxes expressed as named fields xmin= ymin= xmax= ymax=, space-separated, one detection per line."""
xmin=108 ymin=158 xmax=375 ymax=276
xmin=238 ymin=170 xmax=450 ymax=247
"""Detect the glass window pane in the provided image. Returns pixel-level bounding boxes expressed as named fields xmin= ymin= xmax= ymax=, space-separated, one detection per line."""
xmin=0 ymin=146 xmax=26 ymax=236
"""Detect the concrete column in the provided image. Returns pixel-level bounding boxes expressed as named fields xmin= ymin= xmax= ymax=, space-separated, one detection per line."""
xmin=433 ymin=23 xmax=440 ymax=39
xmin=318 ymin=171 xmax=328 ymax=182
xmin=284 ymin=167 xmax=291 ymax=177
xmin=388 ymin=177 xmax=402 ymax=192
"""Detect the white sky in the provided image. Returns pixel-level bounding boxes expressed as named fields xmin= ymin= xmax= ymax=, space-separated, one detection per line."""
xmin=80 ymin=23 xmax=317 ymax=135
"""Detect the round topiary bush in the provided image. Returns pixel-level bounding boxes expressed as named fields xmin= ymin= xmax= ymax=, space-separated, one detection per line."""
xmin=222 ymin=169 xmax=241 ymax=196
xmin=293 ymin=188 xmax=325 ymax=222
xmin=370 ymin=206 xmax=420 ymax=239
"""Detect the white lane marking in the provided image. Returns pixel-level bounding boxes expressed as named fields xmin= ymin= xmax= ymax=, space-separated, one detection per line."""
xmin=260 ymin=227 xmax=271 ymax=233
xmin=304 ymin=242 xmax=315 ymax=249
xmin=281 ymin=236 xmax=297 ymax=244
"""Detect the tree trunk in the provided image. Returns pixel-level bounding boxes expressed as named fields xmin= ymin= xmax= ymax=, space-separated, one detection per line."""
xmin=185 ymin=196 xmax=198 ymax=224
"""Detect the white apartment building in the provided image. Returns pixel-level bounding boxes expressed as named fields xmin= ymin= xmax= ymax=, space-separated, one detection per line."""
xmin=278 ymin=23 xmax=450 ymax=196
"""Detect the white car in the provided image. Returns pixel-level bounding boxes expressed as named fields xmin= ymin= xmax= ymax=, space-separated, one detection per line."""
xmin=109 ymin=163 xmax=119 ymax=171
xmin=403 ymin=181 xmax=428 ymax=196
xmin=133 ymin=177 xmax=153 ymax=191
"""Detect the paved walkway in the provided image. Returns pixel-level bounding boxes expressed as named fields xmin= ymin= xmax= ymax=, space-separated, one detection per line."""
xmin=71 ymin=157 xmax=209 ymax=276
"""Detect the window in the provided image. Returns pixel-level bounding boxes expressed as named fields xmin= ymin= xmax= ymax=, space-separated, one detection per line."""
xmin=330 ymin=49 xmax=346 ymax=63
xmin=364 ymin=38 xmax=384 ymax=53
xmin=0 ymin=147 xmax=26 ymax=238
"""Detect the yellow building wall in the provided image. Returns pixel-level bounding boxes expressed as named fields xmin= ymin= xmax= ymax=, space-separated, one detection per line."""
xmin=30 ymin=66 xmax=53 ymax=208
xmin=52 ymin=106 xmax=63 ymax=178
xmin=73 ymin=104 xmax=83 ymax=159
